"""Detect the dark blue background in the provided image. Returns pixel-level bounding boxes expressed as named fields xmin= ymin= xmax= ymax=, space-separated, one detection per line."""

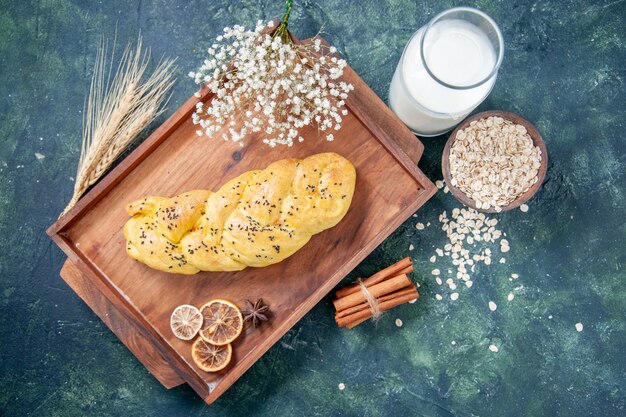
xmin=1 ymin=0 xmax=624 ymax=415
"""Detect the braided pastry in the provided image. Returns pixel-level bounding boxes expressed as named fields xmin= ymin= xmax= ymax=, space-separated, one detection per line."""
xmin=124 ymin=152 xmax=356 ymax=274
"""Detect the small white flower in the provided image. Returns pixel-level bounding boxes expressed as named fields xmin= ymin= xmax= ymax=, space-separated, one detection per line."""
xmin=190 ymin=21 xmax=352 ymax=147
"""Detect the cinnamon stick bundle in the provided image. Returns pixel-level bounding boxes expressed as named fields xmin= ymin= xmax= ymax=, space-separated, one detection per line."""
xmin=333 ymin=257 xmax=419 ymax=329
xmin=335 ymin=257 xmax=413 ymax=298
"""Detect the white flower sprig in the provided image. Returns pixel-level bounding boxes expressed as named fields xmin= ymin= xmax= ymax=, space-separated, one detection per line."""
xmin=189 ymin=20 xmax=354 ymax=147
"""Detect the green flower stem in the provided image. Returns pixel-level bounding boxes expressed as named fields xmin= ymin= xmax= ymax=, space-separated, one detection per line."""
xmin=282 ymin=0 xmax=293 ymax=26
xmin=275 ymin=0 xmax=294 ymax=43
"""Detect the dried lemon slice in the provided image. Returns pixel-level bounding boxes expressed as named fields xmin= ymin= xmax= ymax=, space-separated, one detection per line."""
xmin=170 ymin=304 xmax=203 ymax=340
xmin=198 ymin=299 xmax=243 ymax=346
xmin=192 ymin=338 xmax=232 ymax=372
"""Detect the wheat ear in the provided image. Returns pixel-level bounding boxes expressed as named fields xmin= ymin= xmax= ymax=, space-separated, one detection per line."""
xmin=61 ymin=36 xmax=176 ymax=216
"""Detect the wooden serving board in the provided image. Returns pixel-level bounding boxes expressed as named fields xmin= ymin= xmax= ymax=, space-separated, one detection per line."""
xmin=48 ymin=37 xmax=436 ymax=404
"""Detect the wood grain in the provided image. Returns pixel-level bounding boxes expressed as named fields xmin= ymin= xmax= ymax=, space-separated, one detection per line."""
xmin=55 ymin=111 xmax=428 ymax=395
xmin=60 ymin=260 xmax=184 ymax=388
xmin=442 ymin=110 xmax=548 ymax=213
xmin=48 ymin=35 xmax=437 ymax=404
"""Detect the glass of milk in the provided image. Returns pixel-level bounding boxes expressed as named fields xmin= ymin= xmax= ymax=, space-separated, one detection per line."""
xmin=389 ymin=7 xmax=504 ymax=137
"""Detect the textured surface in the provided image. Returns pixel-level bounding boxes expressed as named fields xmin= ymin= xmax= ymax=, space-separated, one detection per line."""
xmin=124 ymin=153 xmax=356 ymax=273
xmin=0 ymin=0 xmax=625 ymax=415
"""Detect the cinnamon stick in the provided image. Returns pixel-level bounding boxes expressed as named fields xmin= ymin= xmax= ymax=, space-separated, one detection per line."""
xmin=336 ymin=288 xmax=419 ymax=328
xmin=344 ymin=315 xmax=369 ymax=329
xmin=335 ymin=287 xmax=417 ymax=319
xmin=334 ymin=257 xmax=413 ymax=299
xmin=344 ymin=288 xmax=421 ymax=329
xmin=332 ymin=274 xmax=412 ymax=313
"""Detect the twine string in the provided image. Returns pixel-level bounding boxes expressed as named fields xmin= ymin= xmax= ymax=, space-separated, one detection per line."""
xmin=357 ymin=278 xmax=382 ymax=320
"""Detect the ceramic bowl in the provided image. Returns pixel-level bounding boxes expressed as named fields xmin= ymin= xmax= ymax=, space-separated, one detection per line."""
xmin=441 ymin=110 xmax=548 ymax=213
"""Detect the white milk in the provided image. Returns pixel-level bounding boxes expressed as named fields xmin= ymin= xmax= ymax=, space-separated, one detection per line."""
xmin=389 ymin=19 xmax=498 ymax=136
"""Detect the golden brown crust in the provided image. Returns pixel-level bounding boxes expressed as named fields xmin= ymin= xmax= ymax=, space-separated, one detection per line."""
xmin=124 ymin=152 xmax=356 ymax=274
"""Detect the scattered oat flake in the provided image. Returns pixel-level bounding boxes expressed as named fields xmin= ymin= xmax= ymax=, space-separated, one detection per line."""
xmin=408 ymin=298 xmax=417 ymax=304
xmin=443 ymin=186 xmax=449 ymax=194
xmin=432 ymin=269 xmax=440 ymax=276
xmin=416 ymin=222 xmax=425 ymax=230
xmin=499 ymin=257 xmax=506 ymax=264
xmin=511 ymin=273 xmax=519 ymax=279
xmin=409 ymin=244 xmax=414 ymax=251
xmin=395 ymin=318 xmax=403 ymax=327
xmin=435 ymin=294 xmax=443 ymax=301
xmin=451 ymin=340 xmax=456 ymax=345
xmin=35 ymin=152 xmax=45 ymax=160
xmin=412 ymin=214 xmax=418 ymax=218
xmin=435 ymin=277 xmax=442 ymax=285
xmin=435 ymin=180 xmax=444 ymax=189
xmin=575 ymin=323 xmax=583 ymax=332
xmin=520 ymin=204 xmax=529 ymax=212
xmin=430 ymin=255 xmax=436 ymax=263
xmin=465 ymin=280 xmax=473 ymax=288
xmin=507 ymin=292 xmax=515 ymax=301
xmin=338 ymin=383 xmax=346 ymax=390
xmin=488 ymin=344 xmax=499 ymax=352
xmin=450 ymin=292 xmax=459 ymax=301
xmin=488 ymin=301 xmax=497 ymax=311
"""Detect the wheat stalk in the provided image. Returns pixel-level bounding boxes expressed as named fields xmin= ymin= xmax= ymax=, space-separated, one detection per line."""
xmin=61 ymin=36 xmax=176 ymax=216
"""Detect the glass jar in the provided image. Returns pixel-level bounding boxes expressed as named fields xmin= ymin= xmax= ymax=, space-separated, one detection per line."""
xmin=388 ymin=7 xmax=504 ymax=137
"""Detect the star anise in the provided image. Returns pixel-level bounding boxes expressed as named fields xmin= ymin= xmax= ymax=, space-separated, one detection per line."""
xmin=242 ymin=298 xmax=270 ymax=328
